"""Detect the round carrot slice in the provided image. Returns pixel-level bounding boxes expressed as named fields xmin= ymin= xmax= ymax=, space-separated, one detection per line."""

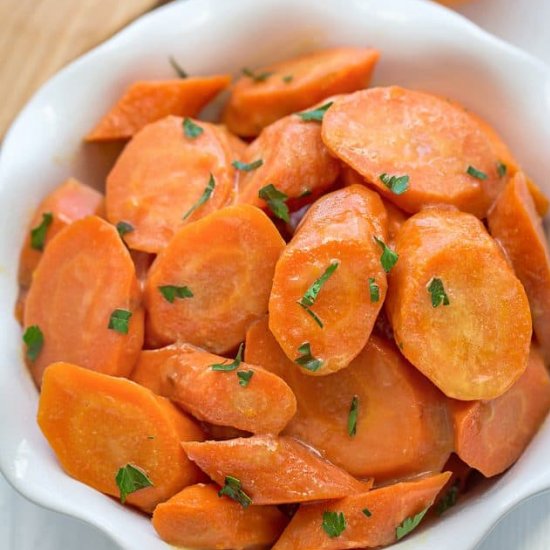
xmin=386 ymin=208 xmax=532 ymax=400
xmin=106 ymin=116 xmax=235 ymax=253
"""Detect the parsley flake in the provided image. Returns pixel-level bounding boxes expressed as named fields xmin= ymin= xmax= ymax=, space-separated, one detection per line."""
xmin=466 ymin=165 xmax=488 ymax=180
xmin=322 ymin=511 xmax=346 ymax=538
xmin=347 ymin=395 xmax=359 ymax=437
xmin=363 ymin=508 xmax=372 ymax=517
xmin=396 ymin=507 xmax=429 ymax=540
xmin=295 ymin=342 xmax=323 ymax=372
xmin=108 ymin=309 xmax=132 ymax=334
xmin=427 ymin=278 xmax=450 ymax=308
xmin=242 ymin=67 xmax=272 ymax=82
xmin=373 ymin=236 xmax=398 ymax=273
xmin=183 ymin=174 xmax=215 ymax=220
xmin=258 ymin=184 xmax=289 ymax=222
xmin=211 ymin=343 xmax=244 ymax=372
xmin=299 ymin=262 xmax=339 ymax=308
xmin=368 ymin=277 xmax=379 ymax=303
xmin=169 ymin=56 xmax=188 ymax=78
xmin=116 ymin=221 xmax=134 ymax=238
xmin=237 ymin=370 xmax=254 ymax=387
xmin=298 ymin=102 xmax=333 ymax=122
xmin=218 ymin=475 xmax=252 ymax=508
xmin=23 ymin=325 xmax=44 ymax=362
xmin=282 ymin=74 xmax=294 ymax=83
xmin=232 ymin=159 xmax=263 ymax=172
xmin=379 ymin=173 xmax=410 ymax=195
xmin=158 ymin=285 xmax=193 ymax=303
xmin=30 ymin=212 xmax=53 ymax=251
xmin=182 ymin=117 xmax=204 ymax=139
xmin=297 ymin=302 xmax=324 ymax=328
xmin=497 ymin=162 xmax=507 ymax=178
xmin=436 ymin=484 xmax=459 ymax=516
xmin=115 ymin=464 xmax=153 ymax=504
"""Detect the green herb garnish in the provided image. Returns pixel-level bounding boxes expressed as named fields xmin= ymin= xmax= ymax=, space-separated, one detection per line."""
xmin=363 ymin=508 xmax=372 ymax=517
xmin=116 ymin=221 xmax=134 ymax=238
xmin=396 ymin=507 xmax=429 ymax=540
xmin=298 ymin=101 xmax=333 ymax=122
xmin=347 ymin=395 xmax=359 ymax=437
xmin=108 ymin=309 xmax=132 ymax=334
xmin=322 ymin=511 xmax=346 ymax=538
xmin=497 ymin=162 xmax=507 ymax=178
xmin=282 ymin=74 xmax=294 ymax=83
xmin=218 ymin=475 xmax=252 ymax=508
xmin=237 ymin=370 xmax=254 ymax=387
xmin=379 ymin=173 xmax=410 ymax=195
xmin=183 ymin=173 xmax=215 ymax=220
xmin=169 ymin=56 xmax=188 ymax=78
xmin=368 ymin=277 xmax=379 ymax=303
xmin=232 ymin=159 xmax=263 ymax=172
xmin=210 ymin=343 xmax=244 ymax=372
xmin=295 ymin=342 xmax=323 ymax=372
xmin=427 ymin=278 xmax=450 ymax=308
xmin=299 ymin=262 xmax=339 ymax=308
xmin=30 ymin=212 xmax=53 ymax=251
xmin=242 ymin=67 xmax=272 ymax=82
xmin=373 ymin=236 xmax=398 ymax=273
xmin=23 ymin=325 xmax=44 ymax=362
xmin=436 ymin=484 xmax=459 ymax=516
xmin=466 ymin=165 xmax=488 ymax=180
xmin=115 ymin=464 xmax=153 ymax=504
xmin=158 ymin=285 xmax=193 ymax=303
xmin=182 ymin=117 xmax=204 ymax=139
xmin=258 ymin=184 xmax=289 ymax=222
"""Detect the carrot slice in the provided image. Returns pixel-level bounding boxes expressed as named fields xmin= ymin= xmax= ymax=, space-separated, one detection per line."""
xmin=152 ymin=483 xmax=288 ymax=549
xmin=386 ymin=207 xmax=532 ymax=400
xmin=322 ymin=87 xmax=503 ymax=217
xmin=38 ymin=362 xmax=205 ymax=512
xmin=272 ymin=472 xmax=451 ymax=550
xmin=131 ymin=342 xmax=297 ymax=434
xmin=526 ymin=178 xmax=550 ymax=217
xmin=86 ymin=76 xmax=231 ymax=141
xmin=269 ymin=185 xmax=388 ymax=375
xmin=182 ymin=435 xmax=367 ymax=505
xmin=488 ymin=172 xmax=550 ymax=361
xmin=223 ymin=47 xmax=379 ymax=137
xmin=144 ymin=204 xmax=285 ymax=353
xmin=24 ymin=216 xmax=143 ymax=387
xmin=246 ymin=320 xmax=452 ymax=482
xmin=106 ymin=116 xmax=235 ymax=253
xmin=450 ymin=345 xmax=550 ymax=477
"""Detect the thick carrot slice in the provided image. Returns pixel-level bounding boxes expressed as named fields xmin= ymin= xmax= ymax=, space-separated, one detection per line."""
xmin=322 ymin=87 xmax=503 ymax=217
xmin=86 ymin=76 xmax=231 ymax=141
xmin=152 ymin=483 xmax=288 ymax=549
xmin=106 ymin=116 xmax=235 ymax=253
xmin=182 ymin=435 xmax=367 ymax=505
xmin=488 ymin=172 xmax=550 ymax=361
xmin=144 ymin=204 xmax=285 ymax=353
xmin=386 ymin=208 xmax=532 ymax=400
xmin=223 ymin=47 xmax=379 ymax=137
xmin=24 ymin=216 xmax=143 ymax=387
xmin=246 ymin=320 xmax=452 ymax=482
xmin=131 ymin=342 xmax=296 ymax=434
xmin=38 ymin=362 xmax=205 ymax=513
xmin=450 ymin=345 xmax=550 ymax=477
xmin=269 ymin=185 xmax=388 ymax=375
xmin=272 ymin=472 xmax=451 ymax=550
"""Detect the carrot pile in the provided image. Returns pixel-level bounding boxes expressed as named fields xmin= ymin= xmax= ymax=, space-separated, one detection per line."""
xmin=17 ymin=45 xmax=550 ymax=550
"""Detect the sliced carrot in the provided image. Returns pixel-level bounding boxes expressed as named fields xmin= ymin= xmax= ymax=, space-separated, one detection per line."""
xmin=144 ymin=204 xmax=285 ymax=353
xmin=322 ymin=87 xmax=503 ymax=217
xmin=152 ymin=483 xmax=288 ymax=549
xmin=223 ymin=47 xmax=379 ymax=137
xmin=272 ymin=472 xmax=451 ymax=550
xmin=86 ymin=76 xmax=231 ymax=141
xmin=526 ymin=178 xmax=550 ymax=217
xmin=38 ymin=362 xmax=205 ymax=513
xmin=182 ymin=435 xmax=367 ymax=505
xmin=269 ymin=185 xmax=388 ymax=375
xmin=488 ymin=172 xmax=550 ymax=361
xmin=450 ymin=345 xmax=550 ymax=477
xmin=131 ymin=342 xmax=296 ymax=434
xmin=24 ymin=216 xmax=143 ymax=387
xmin=106 ymin=116 xmax=235 ymax=253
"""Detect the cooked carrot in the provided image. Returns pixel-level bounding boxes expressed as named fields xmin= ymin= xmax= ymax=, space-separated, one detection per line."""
xmin=386 ymin=207 xmax=532 ymax=400
xmin=24 ymin=216 xmax=143 ymax=386
xmin=488 ymin=172 xmax=550 ymax=361
xmin=272 ymin=472 xmax=451 ymax=550
xmin=269 ymin=185 xmax=388 ymax=375
xmin=18 ymin=178 xmax=103 ymax=289
xmin=246 ymin=319 xmax=452 ymax=482
xmin=86 ymin=76 xmax=231 ymax=141
xmin=131 ymin=342 xmax=296 ymax=434
xmin=106 ymin=116 xmax=235 ymax=253
xmin=526 ymin=178 xmax=550 ymax=217
xmin=450 ymin=345 xmax=550 ymax=477
xmin=152 ymin=483 xmax=288 ymax=549
xmin=223 ymin=47 xmax=379 ymax=137
xmin=144 ymin=204 xmax=285 ymax=353
xmin=182 ymin=435 xmax=367 ymax=505
xmin=322 ymin=87 xmax=504 ymax=218
xmin=38 ymin=362 xmax=205 ymax=513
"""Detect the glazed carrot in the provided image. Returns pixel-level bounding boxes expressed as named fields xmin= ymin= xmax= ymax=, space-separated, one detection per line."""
xmin=152 ymin=483 xmax=288 ymax=549
xmin=86 ymin=76 xmax=231 ymax=141
xmin=246 ymin=320 xmax=452 ymax=482
xmin=269 ymin=185 xmax=388 ymax=375
xmin=322 ymin=87 xmax=503 ymax=217
xmin=18 ymin=178 xmax=103 ymax=289
xmin=386 ymin=208 xmax=532 ymax=400
xmin=131 ymin=342 xmax=297 ymax=434
xmin=144 ymin=205 xmax=285 ymax=353
xmin=223 ymin=47 xmax=379 ymax=137
xmin=488 ymin=172 xmax=550 ymax=361
xmin=38 ymin=362 xmax=205 ymax=513
xmin=182 ymin=435 xmax=367 ymax=505
xmin=24 ymin=216 xmax=143 ymax=387
xmin=450 ymin=345 xmax=550 ymax=477
xmin=106 ymin=116 xmax=235 ymax=253
xmin=272 ymin=472 xmax=451 ymax=550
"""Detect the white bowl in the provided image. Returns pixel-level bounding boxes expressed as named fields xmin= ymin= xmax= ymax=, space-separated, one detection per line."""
xmin=1 ymin=0 xmax=549 ymax=548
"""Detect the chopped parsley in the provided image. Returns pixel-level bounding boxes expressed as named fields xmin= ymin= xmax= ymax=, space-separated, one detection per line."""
xmin=232 ymin=159 xmax=263 ymax=172
xmin=182 ymin=117 xmax=204 ymax=139
xmin=158 ymin=285 xmax=193 ymax=303
xmin=436 ymin=484 xmax=459 ymax=516
xmin=297 ymin=262 xmax=339 ymax=328
xmin=242 ymin=67 xmax=272 ymax=82
xmin=169 ymin=56 xmax=188 ymax=78
xmin=115 ymin=464 xmax=153 ymax=504
xmin=379 ymin=173 xmax=410 ymax=195
xmin=282 ymin=74 xmax=294 ymax=83
xmin=427 ymin=278 xmax=450 ymax=308
xmin=322 ymin=511 xmax=346 ymax=538
xmin=183 ymin=174 xmax=215 ymax=220
xmin=466 ymin=165 xmax=488 ymax=180
xmin=237 ymin=370 xmax=254 ymax=387
xmin=396 ymin=507 xmax=429 ymax=540
xmin=23 ymin=325 xmax=44 ymax=362
xmin=258 ymin=184 xmax=289 ymax=222
xmin=108 ymin=309 xmax=132 ymax=334
xmin=497 ymin=162 xmax=507 ymax=178
xmin=347 ymin=395 xmax=359 ymax=437
xmin=368 ymin=277 xmax=379 ymax=303
xmin=295 ymin=342 xmax=323 ymax=372
xmin=218 ymin=475 xmax=252 ymax=508
xmin=373 ymin=236 xmax=398 ymax=273
xmin=210 ymin=343 xmax=244 ymax=372
xmin=30 ymin=212 xmax=53 ymax=251
xmin=363 ymin=508 xmax=372 ymax=517
xmin=298 ymin=101 xmax=333 ymax=122
xmin=116 ymin=221 xmax=134 ymax=238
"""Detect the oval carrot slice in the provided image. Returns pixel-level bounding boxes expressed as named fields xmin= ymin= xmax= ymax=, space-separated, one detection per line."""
xmin=322 ymin=87 xmax=503 ymax=217
xmin=386 ymin=207 xmax=532 ymax=400
xmin=144 ymin=204 xmax=285 ymax=353
xmin=131 ymin=342 xmax=297 ymax=434
xmin=450 ymin=345 xmax=550 ymax=477
xmin=488 ymin=172 xmax=550 ymax=362
xmin=152 ymin=483 xmax=288 ymax=549
xmin=223 ymin=47 xmax=380 ymax=137
xmin=106 ymin=116 xmax=235 ymax=253
xmin=269 ymin=185 xmax=388 ymax=376
xmin=182 ymin=435 xmax=367 ymax=505
xmin=38 ymin=362 xmax=205 ymax=513
xmin=24 ymin=216 xmax=143 ymax=387
xmin=272 ymin=472 xmax=451 ymax=550
xmin=86 ymin=76 xmax=231 ymax=141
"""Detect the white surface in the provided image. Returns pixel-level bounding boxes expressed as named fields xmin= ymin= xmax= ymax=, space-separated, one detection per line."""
xmin=1 ymin=0 xmax=550 ymax=548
